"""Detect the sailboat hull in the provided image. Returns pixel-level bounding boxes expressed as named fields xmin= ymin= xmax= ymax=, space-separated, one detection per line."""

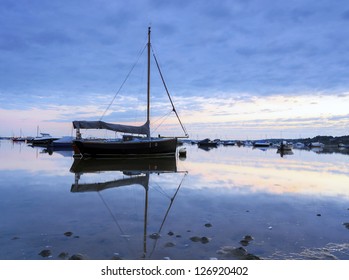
xmin=73 ymin=138 xmax=178 ymax=158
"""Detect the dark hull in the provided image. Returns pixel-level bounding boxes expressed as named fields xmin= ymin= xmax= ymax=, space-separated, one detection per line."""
xmin=70 ymin=156 xmax=177 ymax=173
xmin=73 ymin=138 xmax=178 ymax=157
xmin=31 ymin=138 xmax=59 ymax=146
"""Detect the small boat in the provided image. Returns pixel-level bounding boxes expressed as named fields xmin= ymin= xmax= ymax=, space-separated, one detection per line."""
xmin=277 ymin=141 xmax=293 ymax=157
xmin=30 ymin=133 xmax=59 ymax=145
xmin=243 ymin=141 xmax=253 ymax=147
xmin=294 ymin=142 xmax=305 ymax=149
xmin=178 ymin=147 xmax=187 ymax=158
xmin=338 ymin=143 xmax=349 ymax=149
xmin=277 ymin=141 xmax=292 ymax=149
xmin=309 ymin=142 xmax=325 ymax=148
xmin=197 ymin=138 xmax=218 ymax=147
xmin=222 ymin=140 xmax=236 ymax=146
xmin=72 ymin=27 xmax=188 ymax=158
xmin=11 ymin=136 xmax=26 ymax=142
xmin=253 ymin=141 xmax=272 ymax=148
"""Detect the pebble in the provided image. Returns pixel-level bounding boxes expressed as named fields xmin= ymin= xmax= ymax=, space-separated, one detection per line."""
xmin=111 ymin=253 xmax=122 ymax=260
xmin=38 ymin=249 xmax=52 ymax=258
xmin=190 ymin=236 xmax=210 ymax=244
xmin=164 ymin=242 xmax=176 ymax=248
xmin=149 ymin=233 xmax=161 ymax=240
xmin=217 ymin=246 xmax=261 ymax=260
xmin=58 ymin=252 xmax=69 ymax=259
xmin=69 ymin=253 xmax=87 ymax=260
xmin=243 ymin=235 xmax=254 ymax=241
xmin=190 ymin=236 xmax=202 ymax=242
xmin=240 ymin=240 xmax=249 ymax=246
xmin=201 ymin=237 xmax=210 ymax=244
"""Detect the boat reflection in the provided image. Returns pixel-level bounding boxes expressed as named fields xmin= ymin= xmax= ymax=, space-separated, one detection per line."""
xmin=69 ymin=156 xmax=187 ymax=259
xmin=70 ymin=156 xmax=177 ymax=174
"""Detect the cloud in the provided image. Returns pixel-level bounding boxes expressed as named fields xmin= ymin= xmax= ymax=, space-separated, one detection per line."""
xmin=1 ymin=0 xmax=349 ymax=138
xmin=2 ymin=0 xmax=349 ymax=96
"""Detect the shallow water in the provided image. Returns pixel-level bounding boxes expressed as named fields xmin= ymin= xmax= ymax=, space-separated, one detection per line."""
xmin=1 ymin=140 xmax=349 ymax=260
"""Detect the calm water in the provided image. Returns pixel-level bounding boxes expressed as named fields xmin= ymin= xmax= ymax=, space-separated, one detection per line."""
xmin=1 ymin=139 xmax=349 ymax=260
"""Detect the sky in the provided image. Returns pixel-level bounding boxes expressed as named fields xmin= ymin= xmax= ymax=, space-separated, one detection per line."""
xmin=1 ymin=0 xmax=349 ymax=140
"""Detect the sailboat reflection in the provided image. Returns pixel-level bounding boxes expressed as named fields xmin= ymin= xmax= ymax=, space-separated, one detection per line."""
xmin=69 ymin=156 xmax=187 ymax=259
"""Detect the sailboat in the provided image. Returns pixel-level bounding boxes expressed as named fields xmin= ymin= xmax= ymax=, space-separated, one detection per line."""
xmin=72 ymin=27 xmax=188 ymax=158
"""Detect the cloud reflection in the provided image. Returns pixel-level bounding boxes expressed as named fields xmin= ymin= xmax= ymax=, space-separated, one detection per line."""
xmin=179 ymin=146 xmax=349 ymax=198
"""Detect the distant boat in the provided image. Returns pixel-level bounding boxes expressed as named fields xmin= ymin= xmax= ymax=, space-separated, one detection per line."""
xmin=12 ymin=136 xmax=32 ymax=142
xmin=11 ymin=129 xmax=34 ymax=142
xmin=338 ymin=143 xmax=349 ymax=149
xmin=277 ymin=141 xmax=293 ymax=157
xmin=309 ymin=142 xmax=325 ymax=148
xmin=253 ymin=141 xmax=272 ymax=148
xmin=30 ymin=133 xmax=59 ymax=145
xmin=222 ymin=140 xmax=236 ymax=146
xmin=277 ymin=141 xmax=293 ymax=150
xmin=197 ymin=138 xmax=218 ymax=147
xmin=178 ymin=147 xmax=187 ymax=158
xmin=294 ymin=142 xmax=305 ymax=149
xmin=72 ymin=27 xmax=188 ymax=158
xmin=243 ymin=141 xmax=253 ymax=147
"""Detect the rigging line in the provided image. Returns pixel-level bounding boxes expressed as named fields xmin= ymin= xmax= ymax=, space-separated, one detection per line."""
xmin=150 ymin=109 xmax=172 ymax=125
xmin=149 ymin=172 xmax=188 ymax=257
xmin=97 ymin=191 xmax=126 ymax=236
xmin=100 ymin=43 xmax=147 ymax=121
xmin=150 ymin=110 xmax=172 ymax=134
xmin=150 ymin=181 xmax=172 ymax=200
xmin=97 ymin=191 xmax=137 ymax=256
xmin=157 ymin=172 xmax=187 ymax=233
xmin=151 ymin=47 xmax=189 ymax=137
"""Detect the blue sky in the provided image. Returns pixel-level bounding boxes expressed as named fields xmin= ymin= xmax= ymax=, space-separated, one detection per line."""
xmin=1 ymin=0 xmax=349 ymax=139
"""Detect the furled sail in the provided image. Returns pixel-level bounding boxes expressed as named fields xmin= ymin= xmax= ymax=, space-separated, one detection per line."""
xmin=72 ymin=120 xmax=150 ymax=136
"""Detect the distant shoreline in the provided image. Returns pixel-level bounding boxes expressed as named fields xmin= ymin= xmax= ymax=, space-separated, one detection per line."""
xmin=2 ymin=134 xmax=349 ymax=145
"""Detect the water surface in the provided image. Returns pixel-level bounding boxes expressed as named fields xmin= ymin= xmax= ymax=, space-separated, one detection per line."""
xmin=1 ymin=140 xmax=349 ymax=260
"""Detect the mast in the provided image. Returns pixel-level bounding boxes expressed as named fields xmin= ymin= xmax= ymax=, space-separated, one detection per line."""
xmin=146 ymin=27 xmax=151 ymax=137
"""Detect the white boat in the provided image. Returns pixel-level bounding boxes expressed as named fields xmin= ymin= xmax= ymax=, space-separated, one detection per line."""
xmin=309 ymin=142 xmax=325 ymax=148
xmin=338 ymin=143 xmax=349 ymax=149
xmin=30 ymin=133 xmax=59 ymax=145
xmin=294 ymin=142 xmax=305 ymax=149
xmin=243 ymin=141 xmax=253 ymax=147
xmin=277 ymin=141 xmax=293 ymax=150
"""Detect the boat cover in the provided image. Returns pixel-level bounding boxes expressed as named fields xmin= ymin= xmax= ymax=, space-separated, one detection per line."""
xmin=72 ymin=120 xmax=150 ymax=136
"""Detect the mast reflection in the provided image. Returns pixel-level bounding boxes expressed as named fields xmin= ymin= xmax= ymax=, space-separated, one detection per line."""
xmin=69 ymin=156 xmax=187 ymax=259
